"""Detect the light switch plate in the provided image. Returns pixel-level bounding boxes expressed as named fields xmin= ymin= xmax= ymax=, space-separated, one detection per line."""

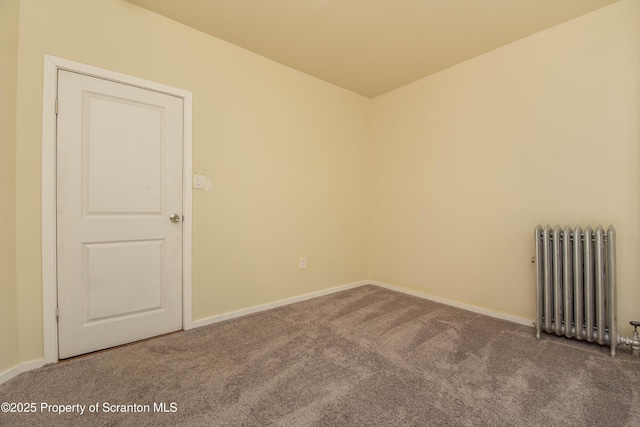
xmin=193 ymin=174 xmax=205 ymax=189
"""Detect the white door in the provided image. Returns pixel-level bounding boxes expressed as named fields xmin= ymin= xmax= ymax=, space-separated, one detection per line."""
xmin=56 ymin=70 xmax=184 ymax=359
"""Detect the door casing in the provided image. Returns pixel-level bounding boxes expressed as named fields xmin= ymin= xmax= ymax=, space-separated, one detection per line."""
xmin=41 ymin=55 xmax=193 ymax=364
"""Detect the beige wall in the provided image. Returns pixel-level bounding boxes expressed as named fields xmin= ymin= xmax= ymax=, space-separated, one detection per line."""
xmin=14 ymin=0 xmax=369 ymax=362
xmin=0 ymin=0 xmax=20 ymax=373
xmin=368 ymin=0 xmax=640 ymax=334
xmin=6 ymin=0 xmax=639 ymax=371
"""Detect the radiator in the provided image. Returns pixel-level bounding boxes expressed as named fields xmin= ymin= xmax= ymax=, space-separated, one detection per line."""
xmin=534 ymin=225 xmax=617 ymax=357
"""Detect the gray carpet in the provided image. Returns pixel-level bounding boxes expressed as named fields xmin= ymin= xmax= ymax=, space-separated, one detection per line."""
xmin=1 ymin=285 xmax=639 ymax=426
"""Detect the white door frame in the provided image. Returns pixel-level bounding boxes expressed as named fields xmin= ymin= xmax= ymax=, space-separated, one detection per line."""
xmin=41 ymin=55 xmax=193 ymax=364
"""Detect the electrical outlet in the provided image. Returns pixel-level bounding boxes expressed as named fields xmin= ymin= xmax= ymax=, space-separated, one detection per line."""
xmin=299 ymin=257 xmax=307 ymax=269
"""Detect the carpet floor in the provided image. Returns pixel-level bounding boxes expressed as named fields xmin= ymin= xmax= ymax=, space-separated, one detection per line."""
xmin=1 ymin=285 xmax=639 ymax=426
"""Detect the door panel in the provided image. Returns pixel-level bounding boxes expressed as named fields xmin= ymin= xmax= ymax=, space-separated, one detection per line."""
xmin=56 ymin=70 xmax=183 ymax=359
xmin=84 ymin=93 xmax=165 ymax=214
xmin=84 ymin=240 xmax=164 ymax=320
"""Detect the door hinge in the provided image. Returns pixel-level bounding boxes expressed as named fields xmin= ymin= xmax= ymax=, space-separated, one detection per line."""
xmin=56 ymin=307 xmax=59 ymax=322
xmin=55 ymin=99 xmax=59 ymax=115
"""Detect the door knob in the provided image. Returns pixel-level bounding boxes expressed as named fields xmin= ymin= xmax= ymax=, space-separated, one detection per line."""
xmin=169 ymin=214 xmax=181 ymax=223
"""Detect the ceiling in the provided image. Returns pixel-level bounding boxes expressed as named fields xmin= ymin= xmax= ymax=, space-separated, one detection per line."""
xmin=126 ymin=0 xmax=621 ymax=98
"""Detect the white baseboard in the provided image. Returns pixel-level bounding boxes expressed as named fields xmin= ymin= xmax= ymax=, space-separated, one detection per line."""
xmin=192 ymin=280 xmax=369 ymax=329
xmin=0 ymin=359 xmax=45 ymax=385
xmin=369 ymin=280 xmax=533 ymax=327
xmin=193 ymin=279 xmax=533 ymax=329
xmin=193 ymin=280 xmax=369 ymax=328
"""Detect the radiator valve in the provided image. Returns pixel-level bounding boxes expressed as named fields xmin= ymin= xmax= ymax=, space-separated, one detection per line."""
xmin=619 ymin=321 xmax=640 ymax=357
